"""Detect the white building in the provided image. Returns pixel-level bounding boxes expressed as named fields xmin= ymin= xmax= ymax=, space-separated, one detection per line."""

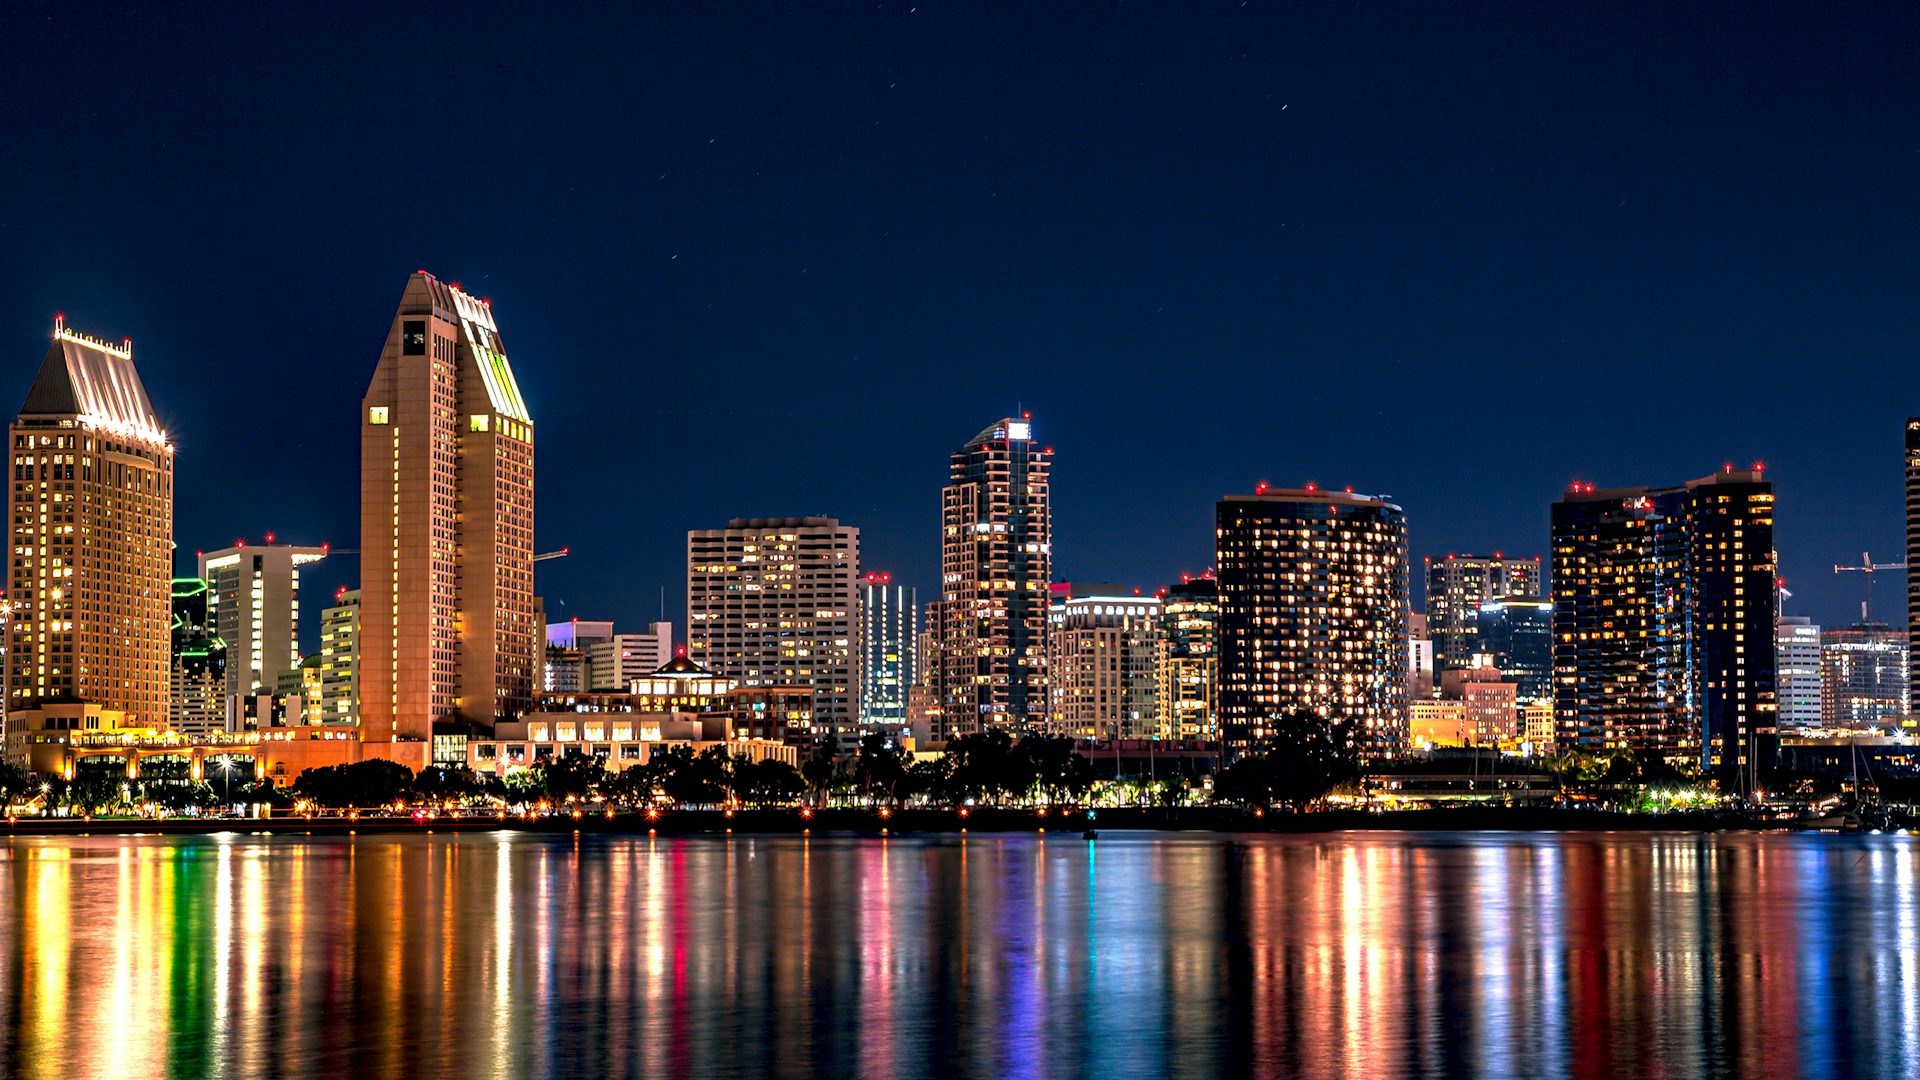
xmin=198 ymin=541 xmax=328 ymax=706
xmin=688 ymin=517 xmax=860 ymax=748
xmin=1775 ymin=616 xmax=1822 ymax=732
xmin=588 ymin=623 xmax=674 ymax=691
xmin=1047 ymin=584 xmax=1160 ymax=740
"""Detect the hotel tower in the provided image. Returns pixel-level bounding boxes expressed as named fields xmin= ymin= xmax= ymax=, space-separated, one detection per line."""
xmin=1215 ymin=486 xmax=1410 ymax=760
xmin=6 ymin=317 xmax=174 ymax=744
xmin=360 ymin=272 xmax=536 ymax=761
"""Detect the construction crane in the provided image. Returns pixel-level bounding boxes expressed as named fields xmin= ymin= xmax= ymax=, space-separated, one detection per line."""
xmin=1834 ymin=551 xmax=1906 ymax=623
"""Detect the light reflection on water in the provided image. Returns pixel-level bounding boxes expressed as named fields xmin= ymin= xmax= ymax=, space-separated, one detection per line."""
xmin=0 ymin=831 xmax=1914 ymax=1079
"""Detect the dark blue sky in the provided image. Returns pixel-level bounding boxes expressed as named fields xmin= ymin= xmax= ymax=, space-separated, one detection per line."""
xmin=4 ymin=2 xmax=1917 ymax=644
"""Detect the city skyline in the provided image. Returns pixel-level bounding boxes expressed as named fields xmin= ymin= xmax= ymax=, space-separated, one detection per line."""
xmin=5 ymin=4 xmax=1914 ymax=644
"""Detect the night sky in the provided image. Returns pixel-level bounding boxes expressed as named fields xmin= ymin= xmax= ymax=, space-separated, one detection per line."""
xmin=4 ymin=2 xmax=1917 ymax=646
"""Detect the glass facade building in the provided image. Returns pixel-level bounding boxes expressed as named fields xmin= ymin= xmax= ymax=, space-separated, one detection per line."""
xmin=1551 ymin=469 xmax=1777 ymax=790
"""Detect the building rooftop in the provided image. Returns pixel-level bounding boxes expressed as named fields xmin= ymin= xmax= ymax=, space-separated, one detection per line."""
xmin=1226 ymin=485 xmax=1399 ymax=510
xmin=22 ymin=318 xmax=168 ymax=446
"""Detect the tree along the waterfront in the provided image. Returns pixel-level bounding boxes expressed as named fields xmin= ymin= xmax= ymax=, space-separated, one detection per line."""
xmin=1211 ymin=711 xmax=1360 ymax=810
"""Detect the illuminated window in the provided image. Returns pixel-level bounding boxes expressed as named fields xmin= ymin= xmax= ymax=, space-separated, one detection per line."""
xmin=368 ymin=407 xmax=390 ymax=425
xmin=402 ymin=320 xmax=427 ymax=355
xmin=469 ymin=414 xmax=489 ymax=432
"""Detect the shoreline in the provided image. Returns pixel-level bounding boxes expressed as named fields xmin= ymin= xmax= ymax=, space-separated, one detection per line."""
xmin=0 ymin=805 xmax=1877 ymax=838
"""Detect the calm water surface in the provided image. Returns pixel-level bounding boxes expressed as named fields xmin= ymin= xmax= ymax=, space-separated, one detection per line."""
xmin=0 ymin=830 xmax=1914 ymax=1079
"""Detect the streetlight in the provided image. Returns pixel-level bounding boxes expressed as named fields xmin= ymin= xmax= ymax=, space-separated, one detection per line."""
xmin=218 ymin=758 xmax=236 ymax=806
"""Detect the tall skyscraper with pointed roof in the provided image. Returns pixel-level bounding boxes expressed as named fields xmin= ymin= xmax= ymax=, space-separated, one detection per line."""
xmin=360 ymin=272 xmax=535 ymax=762
xmin=927 ymin=415 xmax=1053 ymax=738
xmin=6 ymin=317 xmax=174 ymax=737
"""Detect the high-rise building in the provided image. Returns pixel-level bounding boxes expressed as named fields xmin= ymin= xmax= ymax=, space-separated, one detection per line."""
xmin=1774 ymin=616 xmax=1823 ymax=732
xmin=318 ymin=588 xmax=359 ymax=725
xmin=859 ymin=573 xmax=917 ymax=739
xmin=1474 ymin=597 xmax=1554 ymax=702
xmin=1908 ymin=417 xmax=1920 ymax=709
xmin=360 ymin=271 xmax=536 ymax=761
xmin=928 ymin=415 xmax=1053 ymax=739
xmin=1550 ymin=469 xmax=1777 ymax=789
xmin=5 ymin=317 xmax=174 ymax=739
xmin=198 ymin=541 xmax=327 ymax=700
xmin=1047 ymin=583 xmax=1160 ymax=739
xmin=1157 ymin=574 xmax=1219 ymax=741
xmin=1821 ymin=621 xmax=1908 ymax=730
xmin=168 ymin=576 xmax=226 ymax=736
xmin=1215 ymin=486 xmax=1410 ymax=760
xmin=687 ymin=517 xmax=859 ymax=746
xmin=1424 ymin=554 xmax=1541 ymax=670
xmin=588 ymin=623 xmax=674 ymax=691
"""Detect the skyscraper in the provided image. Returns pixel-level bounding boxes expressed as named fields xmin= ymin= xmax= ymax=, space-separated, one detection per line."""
xmin=1157 ymin=574 xmax=1219 ymax=741
xmin=1551 ymin=469 xmax=1777 ymax=789
xmin=5 ymin=317 xmax=174 ymax=739
xmin=1424 ymin=554 xmax=1541 ymax=670
xmin=318 ymin=588 xmax=359 ymax=725
xmin=1821 ymin=621 xmax=1908 ymax=730
xmin=360 ymin=272 xmax=536 ymax=762
xmin=860 ymin=573 xmax=917 ymax=739
xmin=687 ymin=517 xmax=858 ymax=747
xmin=168 ymin=576 xmax=226 ymax=736
xmin=1474 ymin=597 xmax=1553 ymax=703
xmin=1047 ymin=583 xmax=1160 ymax=740
xmin=928 ymin=415 xmax=1053 ymax=738
xmin=198 ymin=540 xmax=327 ymax=700
xmin=1908 ymin=416 xmax=1920 ymax=709
xmin=1774 ymin=615 xmax=1822 ymax=732
xmin=1215 ymin=486 xmax=1410 ymax=760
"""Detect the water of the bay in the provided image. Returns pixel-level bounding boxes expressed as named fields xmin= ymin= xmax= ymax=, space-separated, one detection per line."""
xmin=0 ymin=830 xmax=1914 ymax=1079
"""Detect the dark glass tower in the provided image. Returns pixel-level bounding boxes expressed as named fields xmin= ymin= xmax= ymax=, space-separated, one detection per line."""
xmin=1551 ymin=469 xmax=1776 ymax=791
xmin=1474 ymin=597 xmax=1553 ymax=702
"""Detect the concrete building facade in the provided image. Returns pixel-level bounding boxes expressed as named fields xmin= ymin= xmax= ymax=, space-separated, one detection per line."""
xmin=687 ymin=517 xmax=859 ymax=747
xmin=359 ymin=271 xmax=537 ymax=763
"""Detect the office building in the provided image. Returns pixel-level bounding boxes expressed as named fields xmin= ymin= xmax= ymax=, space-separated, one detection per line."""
xmin=5 ymin=317 xmax=174 ymax=743
xmin=168 ymin=576 xmax=226 ymax=737
xmin=547 ymin=620 xmax=614 ymax=650
xmin=1047 ymin=583 xmax=1160 ymax=739
xmin=544 ymin=619 xmax=611 ymax=694
xmin=687 ymin=517 xmax=859 ymax=746
xmin=928 ymin=415 xmax=1053 ymax=738
xmin=1424 ymin=554 xmax=1541 ymax=670
xmin=1474 ymin=597 xmax=1553 ymax=702
xmin=588 ymin=623 xmax=674 ymax=691
xmin=1215 ymin=485 xmax=1410 ymax=759
xmin=318 ymin=588 xmax=359 ymax=725
xmin=198 ymin=541 xmax=327 ymax=699
xmin=1410 ymin=667 xmax=1518 ymax=748
xmin=1774 ymin=616 xmax=1822 ymax=732
xmin=1551 ymin=469 xmax=1776 ymax=789
xmin=860 ymin=573 xmax=917 ymax=738
xmin=1156 ymin=574 xmax=1219 ymax=741
xmin=1821 ymin=621 xmax=1908 ymax=730
xmin=360 ymin=271 xmax=537 ymax=762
